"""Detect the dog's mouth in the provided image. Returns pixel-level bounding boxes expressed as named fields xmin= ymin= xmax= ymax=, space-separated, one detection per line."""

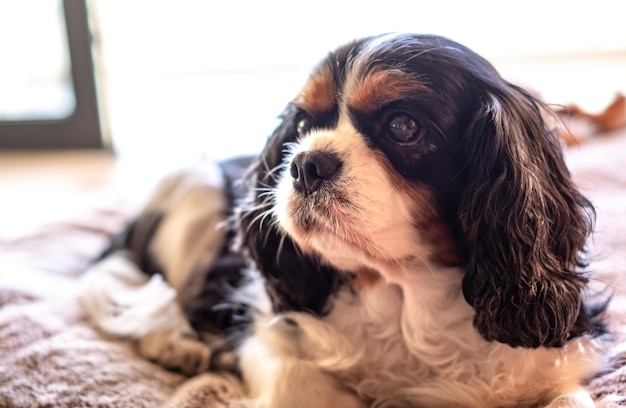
xmin=282 ymin=185 xmax=360 ymax=246
xmin=274 ymin=177 xmax=422 ymax=274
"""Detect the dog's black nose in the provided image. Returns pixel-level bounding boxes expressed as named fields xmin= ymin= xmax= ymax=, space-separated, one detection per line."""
xmin=290 ymin=151 xmax=341 ymax=196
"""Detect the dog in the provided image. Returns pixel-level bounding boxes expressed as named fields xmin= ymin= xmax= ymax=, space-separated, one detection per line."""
xmin=79 ymin=33 xmax=611 ymax=407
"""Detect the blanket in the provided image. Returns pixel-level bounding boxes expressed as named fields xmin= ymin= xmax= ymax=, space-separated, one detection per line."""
xmin=1 ymin=129 xmax=626 ymax=407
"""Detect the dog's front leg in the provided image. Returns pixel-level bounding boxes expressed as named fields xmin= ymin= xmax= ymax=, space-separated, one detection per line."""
xmin=135 ymin=325 xmax=211 ymax=376
xmin=79 ymin=254 xmax=212 ymax=375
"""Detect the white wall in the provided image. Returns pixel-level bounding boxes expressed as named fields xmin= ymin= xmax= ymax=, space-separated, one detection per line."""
xmin=89 ymin=0 xmax=626 ymax=160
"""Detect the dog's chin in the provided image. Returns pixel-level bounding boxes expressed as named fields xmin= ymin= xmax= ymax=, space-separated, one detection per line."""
xmin=287 ymin=222 xmax=384 ymax=272
xmin=276 ymin=196 xmax=424 ymax=277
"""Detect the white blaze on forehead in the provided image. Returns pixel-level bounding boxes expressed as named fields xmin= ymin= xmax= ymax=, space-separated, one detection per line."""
xmin=351 ymin=32 xmax=404 ymax=73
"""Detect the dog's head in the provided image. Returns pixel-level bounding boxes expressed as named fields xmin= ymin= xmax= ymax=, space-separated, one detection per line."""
xmin=237 ymin=33 xmax=595 ymax=348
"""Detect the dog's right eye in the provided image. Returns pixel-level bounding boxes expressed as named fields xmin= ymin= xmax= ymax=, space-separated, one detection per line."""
xmin=297 ymin=117 xmax=310 ymax=136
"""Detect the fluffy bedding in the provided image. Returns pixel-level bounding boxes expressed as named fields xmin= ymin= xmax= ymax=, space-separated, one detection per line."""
xmin=1 ymin=129 xmax=626 ymax=407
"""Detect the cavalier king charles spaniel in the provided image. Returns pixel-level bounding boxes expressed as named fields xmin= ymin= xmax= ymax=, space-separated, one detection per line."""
xmin=79 ymin=33 xmax=610 ymax=407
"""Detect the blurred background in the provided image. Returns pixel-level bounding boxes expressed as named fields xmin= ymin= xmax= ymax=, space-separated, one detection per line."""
xmin=89 ymin=0 xmax=626 ymax=160
xmin=0 ymin=0 xmax=625 ymax=236
xmin=1 ymin=0 xmax=625 ymax=158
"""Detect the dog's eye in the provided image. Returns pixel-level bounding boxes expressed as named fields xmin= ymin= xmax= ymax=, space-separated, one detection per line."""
xmin=385 ymin=114 xmax=421 ymax=144
xmin=297 ymin=118 xmax=310 ymax=136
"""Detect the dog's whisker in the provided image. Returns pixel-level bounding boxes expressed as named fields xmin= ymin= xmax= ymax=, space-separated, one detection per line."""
xmin=275 ymin=233 xmax=287 ymax=266
xmin=245 ymin=207 xmax=275 ymax=234
xmin=251 ymin=186 xmax=274 ymax=193
xmin=239 ymin=201 xmax=272 ymax=221
xmin=256 ymin=190 xmax=276 ymax=200
xmin=262 ymin=164 xmax=287 ymax=182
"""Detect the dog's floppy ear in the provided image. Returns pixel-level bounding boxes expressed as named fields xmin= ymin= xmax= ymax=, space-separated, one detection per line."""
xmin=235 ymin=104 xmax=341 ymax=315
xmin=459 ymin=83 xmax=595 ymax=348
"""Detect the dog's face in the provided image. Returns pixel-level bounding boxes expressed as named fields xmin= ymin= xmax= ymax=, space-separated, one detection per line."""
xmin=263 ymin=33 xmax=506 ymax=284
xmin=238 ymin=33 xmax=594 ymax=349
xmin=273 ymin=34 xmax=471 ymax=277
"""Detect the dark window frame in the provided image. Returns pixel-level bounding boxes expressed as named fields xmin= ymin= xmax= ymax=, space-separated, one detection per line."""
xmin=0 ymin=0 xmax=103 ymax=150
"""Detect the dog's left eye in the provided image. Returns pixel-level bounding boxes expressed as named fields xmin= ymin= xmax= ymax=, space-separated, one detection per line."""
xmin=385 ymin=114 xmax=421 ymax=144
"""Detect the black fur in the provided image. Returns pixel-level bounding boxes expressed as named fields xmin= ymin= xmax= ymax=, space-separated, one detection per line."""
xmin=457 ymin=82 xmax=597 ymax=347
xmin=99 ymin=211 xmax=165 ymax=277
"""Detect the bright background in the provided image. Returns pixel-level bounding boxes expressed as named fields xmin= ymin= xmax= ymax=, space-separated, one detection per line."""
xmin=2 ymin=0 xmax=625 ymax=160
xmin=92 ymin=0 xmax=626 ymax=160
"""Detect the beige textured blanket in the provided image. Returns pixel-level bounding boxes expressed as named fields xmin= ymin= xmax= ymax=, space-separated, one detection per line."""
xmin=1 ymin=131 xmax=626 ymax=407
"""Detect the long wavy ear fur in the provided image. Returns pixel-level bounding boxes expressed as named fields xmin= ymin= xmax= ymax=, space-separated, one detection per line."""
xmin=234 ymin=105 xmax=342 ymax=315
xmin=459 ymin=82 xmax=596 ymax=348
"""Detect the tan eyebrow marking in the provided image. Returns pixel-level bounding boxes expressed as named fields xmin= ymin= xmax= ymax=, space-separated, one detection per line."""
xmin=293 ymin=66 xmax=336 ymax=114
xmin=347 ymin=69 xmax=429 ymax=114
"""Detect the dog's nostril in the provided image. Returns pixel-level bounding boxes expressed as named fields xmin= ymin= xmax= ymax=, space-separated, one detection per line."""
xmin=290 ymin=151 xmax=341 ymax=196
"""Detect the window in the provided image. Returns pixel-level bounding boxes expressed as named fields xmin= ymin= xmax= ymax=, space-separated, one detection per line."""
xmin=0 ymin=0 xmax=102 ymax=149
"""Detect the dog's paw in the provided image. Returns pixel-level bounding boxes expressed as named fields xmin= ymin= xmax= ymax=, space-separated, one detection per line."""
xmin=164 ymin=372 xmax=246 ymax=408
xmin=136 ymin=330 xmax=212 ymax=376
xmin=545 ymin=389 xmax=596 ymax=408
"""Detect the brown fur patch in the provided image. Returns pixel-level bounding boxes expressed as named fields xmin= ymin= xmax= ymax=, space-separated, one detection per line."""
xmin=294 ymin=66 xmax=336 ymax=114
xmin=350 ymin=267 xmax=382 ymax=290
xmin=347 ymin=70 xmax=429 ymax=114
xmin=373 ymin=150 xmax=463 ymax=267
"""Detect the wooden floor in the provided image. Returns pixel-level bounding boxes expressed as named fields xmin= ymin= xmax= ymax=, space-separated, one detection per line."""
xmin=0 ymin=150 xmax=118 ymax=239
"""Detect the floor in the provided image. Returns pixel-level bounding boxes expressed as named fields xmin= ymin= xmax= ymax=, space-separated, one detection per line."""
xmin=0 ymin=151 xmax=117 ymax=239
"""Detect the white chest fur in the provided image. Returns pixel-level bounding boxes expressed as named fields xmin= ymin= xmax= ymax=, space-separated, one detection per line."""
xmin=239 ymin=267 xmax=602 ymax=408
